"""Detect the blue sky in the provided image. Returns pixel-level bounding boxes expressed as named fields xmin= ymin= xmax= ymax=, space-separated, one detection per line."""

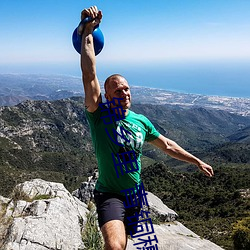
xmin=0 ymin=0 xmax=250 ymax=97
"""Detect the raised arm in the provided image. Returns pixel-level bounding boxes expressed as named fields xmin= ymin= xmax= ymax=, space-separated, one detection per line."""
xmin=80 ymin=6 xmax=102 ymax=112
xmin=150 ymin=134 xmax=214 ymax=177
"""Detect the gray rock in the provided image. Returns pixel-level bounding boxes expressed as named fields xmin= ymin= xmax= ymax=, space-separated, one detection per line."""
xmin=0 ymin=179 xmax=224 ymax=250
xmin=125 ymin=194 xmax=224 ymax=250
xmin=72 ymin=169 xmax=98 ymax=204
xmin=126 ymin=222 xmax=224 ymax=250
xmin=0 ymin=179 xmax=89 ymax=250
xmin=147 ymin=191 xmax=178 ymax=222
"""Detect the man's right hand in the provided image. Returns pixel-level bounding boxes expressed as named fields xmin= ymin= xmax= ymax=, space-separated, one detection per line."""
xmin=78 ymin=6 xmax=102 ymax=35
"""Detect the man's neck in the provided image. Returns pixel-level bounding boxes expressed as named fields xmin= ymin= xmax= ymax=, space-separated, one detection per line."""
xmin=113 ymin=107 xmax=129 ymax=117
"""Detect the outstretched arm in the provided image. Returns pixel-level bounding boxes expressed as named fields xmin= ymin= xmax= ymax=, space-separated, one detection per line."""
xmin=150 ymin=134 xmax=214 ymax=177
xmin=80 ymin=6 xmax=102 ymax=112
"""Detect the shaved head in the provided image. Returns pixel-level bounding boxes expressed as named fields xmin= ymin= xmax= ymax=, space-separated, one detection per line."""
xmin=104 ymin=74 xmax=127 ymax=93
xmin=103 ymin=74 xmax=131 ymax=112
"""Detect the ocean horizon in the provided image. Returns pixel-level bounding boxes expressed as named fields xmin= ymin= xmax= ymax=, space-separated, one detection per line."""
xmin=1 ymin=60 xmax=249 ymax=99
xmin=99 ymin=61 xmax=250 ymax=99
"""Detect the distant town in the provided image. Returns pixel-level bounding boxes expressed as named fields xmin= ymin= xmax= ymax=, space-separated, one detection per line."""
xmin=129 ymin=86 xmax=250 ymax=117
xmin=0 ymin=74 xmax=249 ymax=117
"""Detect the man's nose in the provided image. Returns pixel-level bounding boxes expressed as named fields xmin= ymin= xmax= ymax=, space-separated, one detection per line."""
xmin=121 ymin=90 xmax=127 ymax=97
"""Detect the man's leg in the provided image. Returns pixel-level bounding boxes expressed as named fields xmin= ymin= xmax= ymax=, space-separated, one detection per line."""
xmin=101 ymin=220 xmax=127 ymax=250
xmin=94 ymin=190 xmax=128 ymax=250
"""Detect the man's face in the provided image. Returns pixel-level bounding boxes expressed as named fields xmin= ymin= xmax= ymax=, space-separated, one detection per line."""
xmin=105 ymin=76 xmax=131 ymax=111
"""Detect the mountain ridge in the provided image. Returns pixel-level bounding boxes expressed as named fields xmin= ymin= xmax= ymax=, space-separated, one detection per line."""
xmin=1 ymin=97 xmax=250 ymax=196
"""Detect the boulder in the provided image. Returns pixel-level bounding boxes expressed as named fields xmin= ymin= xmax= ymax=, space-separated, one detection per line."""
xmin=72 ymin=169 xmax=98 ymax=204
xmin=126 ymin=222 xmax=224 ymax=250
xmin=0 ymin=179 xmax=89 ymax=250
xmin=147 ymin=191 xmax=178 ymax=222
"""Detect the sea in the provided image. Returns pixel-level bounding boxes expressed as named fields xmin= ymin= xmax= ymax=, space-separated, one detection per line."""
xmin=1 ymin=60 xmax=249 ymax=99
xmin=97 ymin=61 xmax=250 ymax=99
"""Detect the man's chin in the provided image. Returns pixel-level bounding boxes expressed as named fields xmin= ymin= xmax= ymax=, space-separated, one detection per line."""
xmin=124 ymin=102 xmax=131 ymax=109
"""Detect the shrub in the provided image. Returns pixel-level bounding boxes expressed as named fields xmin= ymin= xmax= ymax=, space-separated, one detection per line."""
xmin=82 ymin=202 xmax=104 ymax=250
xmin=232 ymin=216 xmax=250 ymax=250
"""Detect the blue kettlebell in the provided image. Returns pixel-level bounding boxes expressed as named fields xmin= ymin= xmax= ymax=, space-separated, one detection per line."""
xmin=72 ymin=17 xmax=104 ymax=55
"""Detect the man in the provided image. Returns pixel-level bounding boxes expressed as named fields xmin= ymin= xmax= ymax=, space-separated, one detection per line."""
xmin=80 ymin=6 xmax=214 ymax=250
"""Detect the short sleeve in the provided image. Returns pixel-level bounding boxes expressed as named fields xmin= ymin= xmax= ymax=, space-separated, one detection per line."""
xmin=85 ymin=106 xmax=103 ymax=126
xmin=143 ymin=116 xmax=160 ymax=142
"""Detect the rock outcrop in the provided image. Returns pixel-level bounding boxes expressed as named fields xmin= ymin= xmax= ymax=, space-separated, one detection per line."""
xmin=72 ymin=169 xmax=98 ymax=204
xmin=0 ymin=179 xmax=224 ymax=250
xmin=0 ymin=179 xmax=89 ymax=250
xmin=126 ymin=222 xmax=224 ymax=250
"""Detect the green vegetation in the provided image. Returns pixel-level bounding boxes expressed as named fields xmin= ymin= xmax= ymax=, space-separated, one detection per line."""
xmin=0 ymin=98 xmax=98 ymax=196
xmin=82 ymin=202 xmax=104 ymax=250
xmin=142 ymin=162 xmax=250 ymax=250
xmin=0 ymin=200 xmax=13 ymax=249
xmin=232 ymin=216 xmax=250 ymax=250
xmin=11 ymin=189 xmax=53 ymax=203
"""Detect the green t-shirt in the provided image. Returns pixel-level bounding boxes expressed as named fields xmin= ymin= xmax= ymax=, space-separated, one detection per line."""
xmin=85 ymin=106 xmax=160 ymax=195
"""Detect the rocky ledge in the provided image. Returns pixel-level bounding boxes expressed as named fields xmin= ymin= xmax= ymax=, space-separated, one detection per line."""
xmin=0 ymin=179 xmax=223 ymax=250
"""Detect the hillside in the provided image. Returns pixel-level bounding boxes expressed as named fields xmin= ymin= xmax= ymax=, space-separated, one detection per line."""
xmin=227 ymin=125 xmax=250 ymax=143
xmin=0 ymin=97 xmax=96 ymax=195
xmin=0 ymin=97 xmax=250 ymax=249
xmin=0 ymin=97 xmax=250 ymax=193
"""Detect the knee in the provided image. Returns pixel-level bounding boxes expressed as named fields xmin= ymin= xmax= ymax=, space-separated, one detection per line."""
xmin=104 ymin=239 xmax=126 ymax=250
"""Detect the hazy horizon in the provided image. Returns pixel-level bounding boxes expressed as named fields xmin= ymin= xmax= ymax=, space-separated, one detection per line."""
xmin=1 ymin=1 xmax=250 ymax=98
xmin=1 ymin=60 xmax=249 ymax=99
